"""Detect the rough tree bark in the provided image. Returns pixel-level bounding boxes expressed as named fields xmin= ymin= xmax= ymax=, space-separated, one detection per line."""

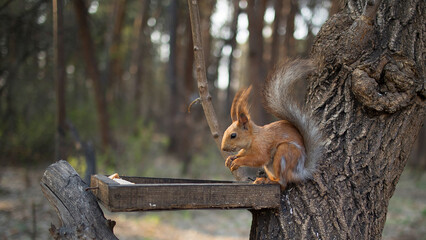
xmin=250 ymin=0 xmax=425 ymax=239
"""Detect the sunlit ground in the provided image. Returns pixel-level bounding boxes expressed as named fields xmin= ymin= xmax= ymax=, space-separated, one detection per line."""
xmin=0 ymin=163 xmax=425 ymax=239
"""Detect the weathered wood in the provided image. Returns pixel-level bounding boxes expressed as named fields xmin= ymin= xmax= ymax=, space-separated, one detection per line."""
xmin=90 ymin=175 xmax=281 ymax=212
xmin=40 ymin=160 xmax=117 ymax=240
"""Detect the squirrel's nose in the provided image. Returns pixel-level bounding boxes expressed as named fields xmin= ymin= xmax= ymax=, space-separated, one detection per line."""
xmin=221 ymin=144 xmax=228 ymax=152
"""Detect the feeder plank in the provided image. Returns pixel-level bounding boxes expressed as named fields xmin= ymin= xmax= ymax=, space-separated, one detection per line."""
xmin=90 ymin=175 xmax=280 ymax=212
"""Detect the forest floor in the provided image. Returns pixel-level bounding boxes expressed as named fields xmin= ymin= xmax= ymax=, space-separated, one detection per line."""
xmin=0 ymin=163 xmax=426 ymax=240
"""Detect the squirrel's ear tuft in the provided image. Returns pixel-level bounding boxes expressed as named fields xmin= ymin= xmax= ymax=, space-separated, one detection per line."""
xmin=230 ymin=89 xmax=244 ymax=122
xmin=238 ymin=112 xmax=249 ymax=127
xmin=231 ymin=86 xmax=252 ymax=123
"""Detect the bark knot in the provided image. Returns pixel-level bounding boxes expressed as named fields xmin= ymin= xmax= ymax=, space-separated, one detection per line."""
xmin=351 ymin=53 xmax=421 ymax=113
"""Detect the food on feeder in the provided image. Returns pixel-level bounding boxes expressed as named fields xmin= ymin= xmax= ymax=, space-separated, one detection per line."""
xmin=108 ymin=173 xmax=135 ymax=185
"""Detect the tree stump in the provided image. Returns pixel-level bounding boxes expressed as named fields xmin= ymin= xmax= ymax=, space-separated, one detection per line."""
xmin=40 ymin=160 xmax=117 ymax=240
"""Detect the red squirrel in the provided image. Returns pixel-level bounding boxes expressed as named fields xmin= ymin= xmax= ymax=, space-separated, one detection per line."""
xmin=221 ymin=59 xmax=323 ymax=190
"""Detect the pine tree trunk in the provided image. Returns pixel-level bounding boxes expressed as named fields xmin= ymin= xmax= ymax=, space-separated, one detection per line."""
xmin=247 ymin=0 xmax=267 ymax=124
xmin=250 ymin=0 xmax=425 ymax=239
xmin=105 ymin=0 xmax=126 ymax=103
xmin=73 ymin=0 xmax=112 ymax=150
xmin=283 ymin=0 xmax=297 ymax=58
xmin=269 ymin=0 xmax=283 ymax=70
xmin=130 ymin=0 xmax=149 ymax=117
xmin=53 ymin=0 xmax=67 ymax=160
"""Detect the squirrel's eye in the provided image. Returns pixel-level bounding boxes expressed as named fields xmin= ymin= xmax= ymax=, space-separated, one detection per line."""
xmin=230 ymin=133 xmax=237 ymax=139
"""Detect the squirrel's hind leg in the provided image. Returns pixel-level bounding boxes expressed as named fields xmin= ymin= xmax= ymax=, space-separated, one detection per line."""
xmin=271 ymin=142 xmax=304 ymax=189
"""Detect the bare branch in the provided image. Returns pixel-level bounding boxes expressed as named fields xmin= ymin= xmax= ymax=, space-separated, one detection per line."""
xmin=187 ymin=0 xmax=254 ymax=181
xmin=187 ymin=0 xmax=221 ymax=145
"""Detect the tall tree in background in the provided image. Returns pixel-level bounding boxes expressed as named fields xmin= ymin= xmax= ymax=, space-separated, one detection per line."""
xmin=269 ymin=0 xmax=283 ymax=70
xmin=226 ymin=0 xmax=240 ymax=110
xmin=105 ymin=0 xmax=127 ymax=103
xmin=53 ymin=0 xmax=67 ymax=160
xmin=250 ymin=0 xmax=425 ymax=239
xmin=168 ymin=1 xmax=198 ymax=174
xmin=73 ymin=0 xmax=112 ymax=150
xmin=247 ymin=0 xmax=267 ymax=124
xmin=283 ymin=0 xmax=297 ymax=58
xmin=199 ymin=0 xmax=215 ymax=73
xmin=130 ymin=0 xmax=150 ymax=117
xmin=180 ymin=16 xmax=196 ymax=174
xmin=167 ymin=0 xmax=179 ymax=154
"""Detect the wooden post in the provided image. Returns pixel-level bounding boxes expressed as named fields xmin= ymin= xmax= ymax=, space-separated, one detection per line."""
xmin=40 ymin=160 xmax=117 ymax=239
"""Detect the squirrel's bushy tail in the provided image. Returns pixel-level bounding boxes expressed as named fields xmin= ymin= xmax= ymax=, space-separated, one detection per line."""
xmin=263 ymin=59 xmax=323 ymax=179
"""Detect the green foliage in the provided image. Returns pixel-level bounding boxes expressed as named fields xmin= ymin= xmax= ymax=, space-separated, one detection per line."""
xmin=189 ymin=143 xmax=230 ymax=180
xmin=68 ymin=155 xmax=87 ymax=177
xmin=97 ymin=119 xmax=169 ymax=176
xmin=0 ymin=60 xmax=56 ymax=164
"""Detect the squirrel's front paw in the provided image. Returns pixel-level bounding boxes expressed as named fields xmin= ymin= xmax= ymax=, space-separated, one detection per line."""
xmin=229 ymin=161 xmax=241 ymax=171
xmin=225 ymin=155 xmax=237 ymax=168
xmin=229 ymin=159 xmax=242 ymax=171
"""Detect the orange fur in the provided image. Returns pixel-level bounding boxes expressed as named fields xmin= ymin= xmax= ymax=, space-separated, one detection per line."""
xmin=222 ymin=86 xmax=308 ymax=190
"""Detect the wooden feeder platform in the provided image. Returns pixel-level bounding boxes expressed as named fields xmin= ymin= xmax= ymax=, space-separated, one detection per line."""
xmin=90 ymin=175 xmax=281 ymax=212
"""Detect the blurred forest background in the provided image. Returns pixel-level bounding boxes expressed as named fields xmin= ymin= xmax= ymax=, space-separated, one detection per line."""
xmin=0 ymin=0 xmax=425 ymax=239
xmin=0 ymin=0 xmax=341 ymax=176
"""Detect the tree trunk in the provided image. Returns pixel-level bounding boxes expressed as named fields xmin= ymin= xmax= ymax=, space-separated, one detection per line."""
xmin=283 ymin=0 xmax=297 ymax=58
xmin=105 ymin=0 xmax=126 ymax=103
xmin=330 ymin=0 xmax=343 ymax=16
xmin=40 ymin=160 xmax=117 ymax=239
xmin=247 ymin=0 xmax=267 ymax=124
xmin=199 ymin=0 xmax=215 ymax=72
xmin=130 ymin=0 xmax=149 ymax=117
xmin=53 ymin=0 xmax=67 ymax=160
xmin=250 ymin=0 xmax=425 ymax=239
xmin=226 ymin=0 xmax=240 ymax=115
xmin=269 ymin=0 xmax=283 ymax=70
xmin=181 ymin=16 xmax=196 ymax=174
xmin=167 ymin=0 xmax=180 ymax=153
xmin=73 ymin=0 xmax=112 ymax=150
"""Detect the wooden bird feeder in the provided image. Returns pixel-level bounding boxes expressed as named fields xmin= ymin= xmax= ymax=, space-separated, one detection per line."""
xmin=90 ymin=175 xmax=281 ymax=212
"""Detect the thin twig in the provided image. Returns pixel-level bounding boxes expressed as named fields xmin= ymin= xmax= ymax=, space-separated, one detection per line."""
xmin=187 ymin=97 xmax=201 ymax=113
